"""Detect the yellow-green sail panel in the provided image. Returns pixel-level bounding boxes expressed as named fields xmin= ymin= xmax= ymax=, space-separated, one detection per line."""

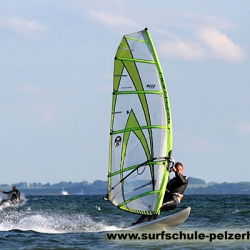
xmin=106 ymin=28 xmax=172 ymax=215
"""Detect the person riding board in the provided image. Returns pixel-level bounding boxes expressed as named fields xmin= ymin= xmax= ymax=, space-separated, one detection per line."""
xmin=0 ymin=186 xmax=21 ymax=205
xmin=132 ymin=161 xmax=188 ymax=225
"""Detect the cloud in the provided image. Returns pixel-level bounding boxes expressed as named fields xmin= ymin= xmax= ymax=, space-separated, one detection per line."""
xmin=157 ymin=27 xmax=246 ymax=63
xmin=19 ymin=85 xmax=50 ymax=95
xmin=159 ymin=34 xmax=205 ymax=61
xmin=198 ymin=27 xmax=246 ymax=63
xmin=236 ymin=122 xmax=250 ymax=135
xmin=177 ymin=12 xmax=237 ymax=31
xmin=41 ymin=104 xmax=58 ymax=124
xmin=0 ymin=16 xmax=46 ymax=38
xmin=88 ymin=10 xmax=140 ymax=29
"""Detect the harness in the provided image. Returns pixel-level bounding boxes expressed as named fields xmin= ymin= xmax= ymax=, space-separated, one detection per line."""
xmin=173 ymin=193 xmax=183 ymax=205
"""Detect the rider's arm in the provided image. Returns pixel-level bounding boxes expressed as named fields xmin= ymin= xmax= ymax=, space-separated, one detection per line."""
xmin=175 ymin=171 xmax=188 ymax=184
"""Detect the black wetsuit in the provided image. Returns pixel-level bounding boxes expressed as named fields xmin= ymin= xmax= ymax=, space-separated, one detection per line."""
xmin=0 ymin=189 xmax=21 ymax=205
xmin=161 ymin=171 xmax=188 ymax=211
xmin=133 ymin=172 xmax=188 ymax=225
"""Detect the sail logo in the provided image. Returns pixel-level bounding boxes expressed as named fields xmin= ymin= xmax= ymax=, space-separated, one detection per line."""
xmin=114 ymin=136 xmax=122 ymax=147
xmin=146 ymin=84 xmax=156 ymax=89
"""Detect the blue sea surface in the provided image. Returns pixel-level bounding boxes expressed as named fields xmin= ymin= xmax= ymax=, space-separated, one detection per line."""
xmin=0 ymin=194 xmax=250 ymax=249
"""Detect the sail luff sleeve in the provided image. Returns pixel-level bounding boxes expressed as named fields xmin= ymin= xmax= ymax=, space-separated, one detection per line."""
xmin=144 ymin=28 xmax=173 ymax=214
xmin=144 ymin=29 xmax=172 ymax=150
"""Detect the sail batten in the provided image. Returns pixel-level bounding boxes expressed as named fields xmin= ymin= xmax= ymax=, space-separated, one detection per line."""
xmin=106 ymin=28 xmax=172 ymax=216
xmin=111 ymin=125 xmax=168 ymax=136
xmin=108 ymin=159 xmax=166 ymax=178
xmin=116 ymin=57 xmax=156 ymax=64
xmin=113 ymin=90 xmax=164 ymax=95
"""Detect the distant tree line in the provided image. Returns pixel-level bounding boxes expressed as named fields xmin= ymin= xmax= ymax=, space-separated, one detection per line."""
xmin=2 ymin=178 xmax=250 ymax=195
xmin=0 ymin=180 xmax=106 ymax=189
xmin=185 ymin=182 xmax=250 ymax=194
xmin=0 ymin=180 xmax=107 ymax=195
xmin=0 ymin=177 xmax=205 ymax=189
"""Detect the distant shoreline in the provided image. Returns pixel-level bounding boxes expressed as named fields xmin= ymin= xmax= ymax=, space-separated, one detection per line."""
xmin=1 ymin=178 xmax=250 ymax=195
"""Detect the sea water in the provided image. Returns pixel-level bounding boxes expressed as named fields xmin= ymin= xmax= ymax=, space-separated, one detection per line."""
xmin=0 ymin=194 xmax=250 ymax=249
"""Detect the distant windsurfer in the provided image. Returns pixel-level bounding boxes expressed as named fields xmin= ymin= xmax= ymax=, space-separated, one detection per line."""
xmin=132 ymin=162 xmax=188 ymax=225
xmin=0 ymin=186 xmax=21 ymax=205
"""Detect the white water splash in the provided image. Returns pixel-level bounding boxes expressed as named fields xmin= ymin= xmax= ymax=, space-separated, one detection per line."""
xmin=0 ymin=193 xmax=27 ymax=210
xmin=0 ymin=210 xmax=115 ymax=234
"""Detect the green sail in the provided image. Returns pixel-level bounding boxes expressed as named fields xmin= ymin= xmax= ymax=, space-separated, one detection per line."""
xmin=106 ymin=28 xmax=172 ymax=215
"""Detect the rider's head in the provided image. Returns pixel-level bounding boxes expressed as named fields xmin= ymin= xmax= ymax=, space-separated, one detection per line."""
xmin=175 ymin=162 xmax=184 ymax=175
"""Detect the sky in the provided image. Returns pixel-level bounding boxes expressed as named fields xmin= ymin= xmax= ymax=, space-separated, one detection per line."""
xmin=0 ymin=0 xmax=249 ymax=185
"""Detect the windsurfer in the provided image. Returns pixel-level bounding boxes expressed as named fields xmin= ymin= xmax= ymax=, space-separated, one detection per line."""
xmin=0 ymin=185 xmax=21 ymax=205
xmin=132 ymin=162 xmax=188 ymax=225
xmin=161 ymin=162 xmax=188 ymax=211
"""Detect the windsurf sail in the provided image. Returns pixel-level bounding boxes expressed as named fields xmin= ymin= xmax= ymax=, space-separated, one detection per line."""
xmin=104 ymin=28 xmax=173 ymax=216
